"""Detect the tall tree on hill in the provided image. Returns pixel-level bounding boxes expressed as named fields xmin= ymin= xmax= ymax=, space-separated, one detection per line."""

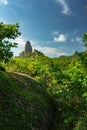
xmin=0 ymin=22 xmax=21 ymax=63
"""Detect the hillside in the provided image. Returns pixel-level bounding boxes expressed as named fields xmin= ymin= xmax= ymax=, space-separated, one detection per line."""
xmin=0 ymin=70 xmax=53 ymax=130
xmin=0 ymin=50 xmax=87 ymax=130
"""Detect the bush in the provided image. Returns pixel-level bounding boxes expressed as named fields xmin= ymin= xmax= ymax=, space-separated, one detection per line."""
xmin=0 ymin=66 xmax=6 ymax=71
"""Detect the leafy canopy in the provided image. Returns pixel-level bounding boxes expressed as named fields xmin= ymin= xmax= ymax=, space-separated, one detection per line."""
xmin=83 ymin=33 xmax=87 ymax=47
xmin=0 ymin=22 xmax=21 ymax=63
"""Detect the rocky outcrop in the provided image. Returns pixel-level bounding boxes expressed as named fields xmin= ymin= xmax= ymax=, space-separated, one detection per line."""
xmin=0 ymin=71 xmax=54 ymax=130
xmin=24 ymin=41 xmax=32 ymax=55
xmin=20 ymin=41 xmax=32 ymax=56
xmin=19 ymin=41 xmax=44 ymax=57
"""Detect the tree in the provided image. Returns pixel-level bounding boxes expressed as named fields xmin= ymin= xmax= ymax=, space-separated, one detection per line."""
xmin=0 ymin=22 xmax=21 ymax=63
xmin=83 ymin=32 xmax=87 ymax=47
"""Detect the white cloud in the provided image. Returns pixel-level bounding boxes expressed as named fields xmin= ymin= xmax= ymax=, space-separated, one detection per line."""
xmin=56 ymin=0 xmax=70 ymax=15
xmin=71 ymin=39 xmax=75 ymax=42
xmin=30 ymin=40 xmax=66 ymax=57
xmin=15 ymin=37 xmax=26 ymax=46
xmin=70 ymin=37 xmax=82 ymax=43
xmin=52 ymin=31 xmax=59 ymax=36
xmin=54 ymin=34 xmax=66 ymax=42
xmin=33 ymin=45 xmax=66 ymax=57
xmin=0 ymin=0 xmax=8 ymax=5
xmin=11 ymin=36 xmax=26 ymax=56
xmin=0 ymin=18 xmax=6 ymax=23
xmin=76 ymin=37 xmax=82 ymax=42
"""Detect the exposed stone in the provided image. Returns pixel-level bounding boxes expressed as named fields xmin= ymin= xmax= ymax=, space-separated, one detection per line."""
xmin=0 ymin=71 xmax=54 ymax=130
xmin=24 ymin=41 xmax=32 ymax=55
xmin=34 ymin=49 xmax=39 ymax=54
xmin=19 ymin=51 xmax=24 ymax=56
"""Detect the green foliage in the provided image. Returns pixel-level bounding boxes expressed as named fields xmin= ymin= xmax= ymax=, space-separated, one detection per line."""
xmin=0 ymin=22 xmax=21 ymax=63
xmin=83 ymin=32 xmax=87 ymax=47
xmin=4 ymin=51 xmax=87 ymax=130
xmin=53 ymin=52 xmax=87 ymax=130
xmin=74 ymin=116 xmax=87 ymax=130
xmin=0 ymin=21 xmax=87 ymax=130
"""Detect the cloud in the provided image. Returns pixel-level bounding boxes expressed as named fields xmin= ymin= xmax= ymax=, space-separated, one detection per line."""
xmin=71 ymin=39 xmax=75 ymax=42
xmin=15 ymin=37 xmax=26 ymax=46
xmin=0 ymin=0 xmax=8 ymax=5
xmin=36 ymin=46 xmax=58 ymax=57
xmin=76 ymin=37 xmax=82 ymax=42
xmin=54 ymin=34 xmax=67 ymax=42
xmin=11 ymin=36 xmax=26 ymax=56
xmin=52 ymin=31 xmax=59 ymax=36
xmin=30 ymin=40 xmax=66 ymax=57
xmin=12 ymin=37 xmax=67 ymax=57
xmin=56 ymin=0 xmax=70 ymax=15
xmin=0 ymin=18 xmax=6 ymax=23
xmin=70 ymin=37 xmax=82 ymax=43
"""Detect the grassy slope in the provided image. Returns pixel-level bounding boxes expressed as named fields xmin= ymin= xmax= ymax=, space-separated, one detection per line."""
xmin=0 ymin=71 xmax=53 ymax=130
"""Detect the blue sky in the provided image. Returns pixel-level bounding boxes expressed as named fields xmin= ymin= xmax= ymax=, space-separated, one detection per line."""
xmin=0 ymin=0 xmax=87 ymax=57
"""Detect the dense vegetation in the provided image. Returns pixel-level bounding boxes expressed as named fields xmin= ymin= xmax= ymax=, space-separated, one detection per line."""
xmin=0 ymin=22 xmax=20 ymax=63
xmin=0 ymin=22 xmax=87 ymax=130
xmin=2 ymin=50 xmax=86 ymax=130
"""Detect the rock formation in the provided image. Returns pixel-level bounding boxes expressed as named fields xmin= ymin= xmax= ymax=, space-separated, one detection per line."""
xmin=19 ymin=41 xmax=32 ymax=56
xmin=0 ymin=71 xmax=53 ymax=130
xmin=19 ymin=40 xmax=43 ymax=57
xmin=24 ymin=41 xmax=32 ymax=55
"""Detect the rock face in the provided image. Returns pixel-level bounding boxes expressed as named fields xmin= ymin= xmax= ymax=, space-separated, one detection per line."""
xmin=19 ymin=41 xmax=43 ymax=57
xmin=24 ymin=41 xmax=32 ymax=55
xmin=0 ymin=71 xmax=53 ymax=130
